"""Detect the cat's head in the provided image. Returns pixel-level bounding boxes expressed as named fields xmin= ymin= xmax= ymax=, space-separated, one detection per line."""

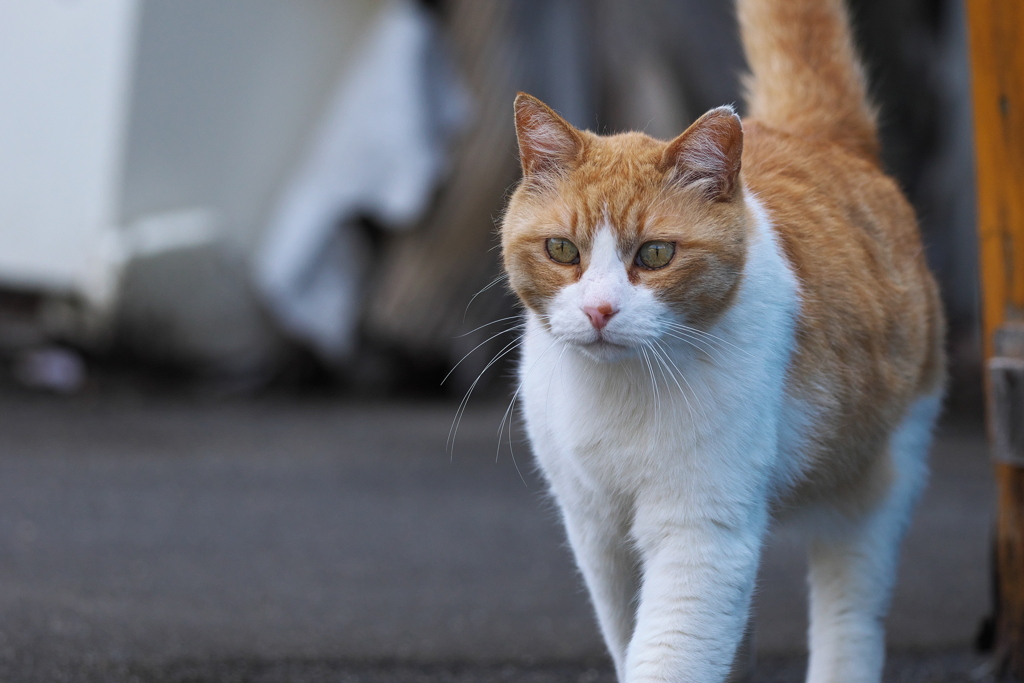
xmin=501 ymin=93 xmax=751 ymax=362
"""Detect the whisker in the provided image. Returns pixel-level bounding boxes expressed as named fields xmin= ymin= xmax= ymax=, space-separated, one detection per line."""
xmin=442 ymin=324 xmax=525 ymax=386
xmin=661 ymin=324 xmax=738 ymax=364
xmin=639 ymin=345 xmax=661 ymax=414
xmin=446 ymin=313 xmax=554 ymax=458
xmin=653 ymin=338 xmax=711 ymax=428
xmin=647 ymin=341 xmax=692 ymax=421
xmin=463 ymin=273 xmax=509 ymax=321
xmin=447 ymin=334 xmax=527 ymax=458
xmin=647 ymin=342 xmax=678 ymax=423
xmin=663 ymin=322 xmax=754 ymax=360
xmin=454 ymin=315 xmax=523 ymax=339
xmin=662 ymin=324 xmax=732 ymax=352
xmin=653 ymin=342 xmax=705 ymax=454
xmin=497 ymin=337 xmax=563 ymax=486
xmin=661 ymin=331 xmax=725 ymax=366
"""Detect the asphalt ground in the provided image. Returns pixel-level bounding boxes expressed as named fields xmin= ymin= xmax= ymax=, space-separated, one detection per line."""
xmin=0 ymin=390 xmax=997 ymax=681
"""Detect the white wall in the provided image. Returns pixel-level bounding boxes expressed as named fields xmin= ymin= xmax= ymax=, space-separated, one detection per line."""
xmin=0 ymin=0 xmax=139 ymax=305
xmin=121 ymin=0 xmax=377 ymax=253
xmin=113 ymin=0 xmax=378 ymax=370
xmin=0 ymin=0 xmax=377 ymax=368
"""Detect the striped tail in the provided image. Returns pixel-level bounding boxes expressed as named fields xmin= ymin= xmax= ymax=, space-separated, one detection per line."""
xmin=737 ymin=0 xmax=881 ymax=163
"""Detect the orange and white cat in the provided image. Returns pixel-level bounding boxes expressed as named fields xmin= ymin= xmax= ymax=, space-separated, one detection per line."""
xmin=499 ymin=0 xmax=946 ymax=681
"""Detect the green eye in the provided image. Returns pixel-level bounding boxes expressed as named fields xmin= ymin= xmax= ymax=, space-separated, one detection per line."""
xmin=546 ymin=237 xmax=580 ymax=264
xmin=636 ymin=241 xmax=675 ymax=269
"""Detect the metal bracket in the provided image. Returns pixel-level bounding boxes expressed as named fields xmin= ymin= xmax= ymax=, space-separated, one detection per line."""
xmin=990 ymin=356 xmax=1024 ymax=466
xmin=990 ymin=322 xmax=1024 ymax=467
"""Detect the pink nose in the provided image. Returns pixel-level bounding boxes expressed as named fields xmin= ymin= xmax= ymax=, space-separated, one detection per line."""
xmin=584 ymin=303 xmax=617 ymax=330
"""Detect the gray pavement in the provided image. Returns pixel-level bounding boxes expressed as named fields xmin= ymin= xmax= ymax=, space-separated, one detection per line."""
xmin=0 ymin=391 xmax=997 ymax=681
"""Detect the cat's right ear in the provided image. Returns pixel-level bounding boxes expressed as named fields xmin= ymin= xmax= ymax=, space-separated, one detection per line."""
xmin=660 ymin=106 xmax=744 ymax=202
xmin=514 ymin=93 xmax=583 ymax=178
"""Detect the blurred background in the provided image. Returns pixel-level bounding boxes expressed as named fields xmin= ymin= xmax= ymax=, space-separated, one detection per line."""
xmin=0 ymin=0 xmax=981 ymax=400
xmin=0 ymin=0 xmax=993 ymax=681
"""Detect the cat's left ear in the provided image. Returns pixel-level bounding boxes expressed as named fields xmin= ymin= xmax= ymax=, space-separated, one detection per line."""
xmin=660 ymin=106 xmax=744 ymax=201
xmin=514 ymin=93 xmax=584 ymax=178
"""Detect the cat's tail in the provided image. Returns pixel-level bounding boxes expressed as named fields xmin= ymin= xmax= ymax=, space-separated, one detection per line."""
xmin=737 ymin=0 xmax=880 ymax=163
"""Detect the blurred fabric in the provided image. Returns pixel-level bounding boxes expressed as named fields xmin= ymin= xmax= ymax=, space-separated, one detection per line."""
xmin=0 ymin=0 xmax=980 ymax=399
xmin=256 ymin=0 xmax=470 ymax=363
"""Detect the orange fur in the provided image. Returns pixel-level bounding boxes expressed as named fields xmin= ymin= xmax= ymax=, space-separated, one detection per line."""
xmin=504 ymin=104 xmax=750 ymax=330
xmin=500 ymin=1 xmax=947 ymax=678
xmin=738 ymin=0 xmax=880 ymax=162
xmin=744 ymin=121 xmax=945 ymax=511
xmin=501 ymin=4 xmax=945 ymax=512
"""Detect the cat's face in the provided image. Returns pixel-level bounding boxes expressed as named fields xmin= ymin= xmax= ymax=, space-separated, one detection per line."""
xmin=502 ymin=94 xmax=750 ymax=361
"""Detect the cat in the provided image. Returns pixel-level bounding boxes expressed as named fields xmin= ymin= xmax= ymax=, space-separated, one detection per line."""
xmin=497 ymin=0 xmax=946 ymax=681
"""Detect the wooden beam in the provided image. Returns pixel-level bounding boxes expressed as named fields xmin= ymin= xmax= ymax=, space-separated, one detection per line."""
xmin=967 ymin=0 xmax=1024 ymax=678
xmin=968 ymin=0 xmax=1024 ymax=358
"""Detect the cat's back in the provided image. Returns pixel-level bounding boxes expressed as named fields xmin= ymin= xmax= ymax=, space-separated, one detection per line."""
xmin=742 ymin=119 xmax=939 ymax=342
xmin=740 ymin=121 xmax=945 ymax=503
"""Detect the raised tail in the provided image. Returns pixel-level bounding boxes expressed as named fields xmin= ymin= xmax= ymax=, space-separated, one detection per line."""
xmin=737 ymin=0 xmax=880 ymax=163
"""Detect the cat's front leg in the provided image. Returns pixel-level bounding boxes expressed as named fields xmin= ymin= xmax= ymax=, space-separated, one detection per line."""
xmin=558 ymin=496 xmax=639 ymax=681
xmin=624 ymin=497 xmax=767 ymax=683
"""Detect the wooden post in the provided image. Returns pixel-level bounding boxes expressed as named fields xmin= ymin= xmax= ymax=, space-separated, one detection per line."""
xmin=967 ymin=0 xmax=1024 ymax=678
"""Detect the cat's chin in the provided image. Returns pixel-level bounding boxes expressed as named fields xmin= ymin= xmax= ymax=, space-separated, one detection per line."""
xmin=575 ymin=339 xmax=635 ymax=363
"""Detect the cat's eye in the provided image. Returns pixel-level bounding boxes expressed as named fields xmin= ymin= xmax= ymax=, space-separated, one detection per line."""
xmin=636 ymin=241 xmax=675 ymax=269
xmin=546 ymin=237 xmax=580 ymax=264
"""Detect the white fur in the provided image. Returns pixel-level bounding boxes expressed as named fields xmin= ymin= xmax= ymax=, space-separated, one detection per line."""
xmin=546 ymin=223 xmax=667 ymax=361
xmin=517 ymin=194 xmax=936 ymax=682
xmin=804 ymin=391 xmax=939 ymax=683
